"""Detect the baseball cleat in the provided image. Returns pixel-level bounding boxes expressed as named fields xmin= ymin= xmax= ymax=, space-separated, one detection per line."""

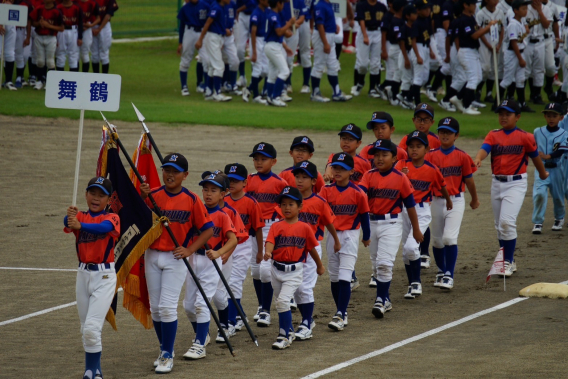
xmin=552 ymin=219 xmax=564 ymax=231
xmin=532 ymin=224 xmax=543 ymax=234
xmin=15 ymin=77 xmax=22 ymax=88
xmin=368 ymin=89 xmax=381 ymax=98
xmin=404 ymin=286 xmax=415 ymax=299
xmin=290 ymin=297 xmax=298 ymax=311
xmin=272 ymin=335 xmax=292 ymax=350
xmin=420 ymin=86 xmax=428 ymax=95
xmin=438 ymin=99 xmax=456 ymax=112
xmin=328 ymin=312 xmax=345 ymax=331
xmin=433 ymin=273 xmax=444 ymax=287
xmin=471 ymin=100 xmax=486 ymax=108
xmin=242 ymin=87 xmax=251 ymax=102
xmin=384 ymin=300 xmax=393 ymax=312
xmin=155 ymin=352 xmax=174 ymax=373
xmin=426 ymin=89 xmax=438 ymax=102
xmin=502 ymin=261 xmax=514 ymax=277
xmin=369 ymin=276 xmax=377 ymax=288
xmin=269 ymin=97 xmax=288 ymax=107
xmin=286 ymin=84 xmax=293 ymax=93
xmin=181 ymin=86 xmax=190 ymax=96
xmin=462 ymin=106 xmax=481 ymax=115
xmin=449 ymin=96 xmax=465 ymax=112
xmin=252 ymin=95 xmax=268 ymax=105
xmin=437 ymin=87 xmax=446 ymax=96
xmin=350 ymin=277 xmax=360 ymax=291
xmin=256 ymin=311 xmax=271 ymax=327
xmin=377 ymin=87 xmax=388 ymax=100
xmin=439 ymin=276 xmax=454 ymax=290
xmin=230 ymin=88 xmax=243 ymax=96
xmin=29 ymin=76 xmax=37 ymax=86
xmin=411 ymin=282 xmax=422 ymax=296
xmin=236 ymin=75 xmax=247 ymax=88
xmin=300 ymin=85 xmax=311 ymax=94
xmin=215 ymin=326 xmax=235 ymax=343
xmin=280 ymin=93 xmax=292 ymax=102
xmin=213 ymin=93 xmax=232 ymax=102
xmin=420 ymin=255 xmax=430 ymax=269
xmin=234 ymin=316 xmax=246 ymax=331
xmin=5 ymin=81 xmax=17 ymax=91
xmin=196 ymin=83 xmax=205 ymax=93
xmin=253 ymin=306 xmax=262 ymax=321
xmin=332 ymin=93 xmax=352 ymax=102
xmin=153 ymin=351 xmax=175 ymax=367
xmin=372 ymin=298 xmax=386 ymax=318
xmin=311 ymin=93 xmax=330 ymax=102
xmin=350 ymin=84 xmax=363 ymax=96
xmin=183 ymin=343 xmax=206 ymax=360
xmin=343 ymin=312 xmax=348 ymax=325
xmin=295 ymin=324 xmax=313 ymax=340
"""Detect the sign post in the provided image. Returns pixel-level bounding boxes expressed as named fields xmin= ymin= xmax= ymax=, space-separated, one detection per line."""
xmin=45 ymin=71 xmax=121 ymax=205
xmin=0 ymin=3 xmax=28 ymax=91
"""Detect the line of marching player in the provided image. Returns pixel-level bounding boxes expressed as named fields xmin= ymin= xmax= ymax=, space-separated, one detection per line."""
xmin=1 ymin=0 xmax=118 ymax=91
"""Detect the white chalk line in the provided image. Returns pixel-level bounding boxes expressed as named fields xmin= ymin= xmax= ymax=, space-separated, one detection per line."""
xmin=0 ymin=267 xmax=77 ymax=272
xmin=112 ymin=36 xmax=176 ymax=44
xmin=302 ymin=280 xmax=568 ymax=379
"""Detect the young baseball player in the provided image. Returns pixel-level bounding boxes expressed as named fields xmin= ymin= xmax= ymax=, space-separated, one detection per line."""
xmin=279 ymin=136 xmax=326 ymax=193
xmin=245 ymin=142 xmax=289 ymax=326
xmin=298 ymin=0 xmax=315 ymax=93
xmin=474 ymin=99 xmax=549 ymax=276
xmin=139 ymin=153 xmax=214 ymax=374
xmin=320 ymin=153 xmax=371 ymax=331
xmin=77 ymin=0 xmax=100 ymax=73
xmin=359 ymin=139 xmax=423 ymax=318
xmin=221 ymin=0 xmax=241 ymax=95
xmin=395 ymin=131 xmax=451 ymax=299
xmin=13 ymin=0 xmax=33 ymax=88
xmin=223 ymin=163 xmax=265 ymax=331
xmin=1 ymin=0 xmax=17 ymax=90
xmin=91 ymin=0 xmax=117 ymax=73
xmin=264 ymin=186 xmax=324 ymax=350
xmin=280 ymin=0 xmax=307 ymax=95
xmin=438 ymin=11 xmax=461 ymax=112
xmin=397 ymin=4 xmax=418 ymax=109
xmin=235 ymin=0 xmax=256 ymax=87
xmin=242 ymin=0 xmax=269 ymax=105
xmin=382 ymin=0 xmax=406 ymax=106
xmin=425 ymin=117 xmax=479 ymax=289
xmin=541 ymin=0 xmax=560 ymax=102
xmin=525 ymin=0 xmax=552 ymax=105
xmin=56 ymin=0 xmax=83 ymax=72
xmin=360 ymin=112 xmax=409 ymax=172
xmin=64 ymin=177 xmax=119 ymax=379
xmin=182 ymin=172 xmax=238 ymax=360
xmin=29 ymin=0 xmax=64 ymax=90
xmin=531 ymin=103 xmax=568 ymax=233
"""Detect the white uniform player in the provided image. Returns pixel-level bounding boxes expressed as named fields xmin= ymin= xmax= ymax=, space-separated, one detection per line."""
xmin=90 ymin=0 xmax=117 ymax=73
xmin=1 ymin=23 xmax=17 ymax=89
xmin=543 ymin=0 xmax=560 ymax=98
xmin=525 ymin=2 xmax=552 ymax=103
xmin=241 ymin=1 xmax=269 ymax=104
xmin=281 ymin=0 xmax=306 ymax=96
xmin=77 ymin=0 xmax=100 ymax=73
xmin=235 ymin=0 xmax=255 ymax=87
xmin=298 ymin=0 xmax=314 ymax=93
xmin=499 ymin=7 xmax=528 ymax=106
xmin=55 ymin=1 xmax=83 ymax=72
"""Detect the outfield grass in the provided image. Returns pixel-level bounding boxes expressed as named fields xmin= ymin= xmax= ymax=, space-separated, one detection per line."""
xmin=1 ymin=39 xmax=549 ymax=138
xmin=111 ymin=0 xmax=179 ymax=38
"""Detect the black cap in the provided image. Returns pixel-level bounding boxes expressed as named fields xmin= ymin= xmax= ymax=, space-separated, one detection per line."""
xmin=414 ymin=103 xmax=435 ymax=118
xmin=329 ymin=152 xmax=355 ymax=170
xmin=542 ymin=103 xmax=563 ymax=115
xmin=292 ymin=160 xmax=318 ymax=178
xmin=462 ymin=0 xmax=477 ymax=4
xmin=276 ymin=186 xmax=303 ymax=203
xmin=367 ymin=111 xmax=394 ymax=129
xmin=338 ymin=123 xmax=363 ymax=140
xmin=369 ymin=139 xmax=398 ymax=156
xmin=249 ymin=142 xmax=277 ymax=158
xmin=290 ymin=136 xmax=315 ymax=153
xmin=495 ymin=99 xmax=522 ymax=114
xmin=86 ymin=176 xmax=112 ymax=196
xmin=162 ymin=153 xmax=188 ymax=172
xmin=415 ymin=0 xmax=431 ymax=9
xmin=437 ymin=117 xmax=460 ymax=133
xmin=406 ymin=130 xmax=429 ymax=146
xmin=512 ymin=0 xmax=531 ymax=9
xmin=224 ymin=163 xmax=248 ymax=181
xmin=393 ymin=0 xmax=406 ymax=11
xmin=403 ymin=4 xmax=417 ymax=17
xmin=199 ymin=171 xmax=228 ymax=191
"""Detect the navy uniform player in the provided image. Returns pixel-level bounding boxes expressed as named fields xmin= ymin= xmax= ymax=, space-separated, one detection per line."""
xmin=397 ymin=4 xmax=418 ymax=109
xmin=382 ymin=0 xmax=406 ymax=106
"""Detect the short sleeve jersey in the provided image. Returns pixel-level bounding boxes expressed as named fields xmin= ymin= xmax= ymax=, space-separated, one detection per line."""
xmin=30 ymin=5 xmax=63 ymax=36
xmin=280 ymin=0 xmax=307 ymax=22
xmin=245 ymin=172 xmax=289 ymax=220
xmin=314 ymin=0 xmax=336 ymax=33
xmin=224 ymin=0 xmax=237 ymax=30
xmin=415 ymin=15 xmax=432 ymax=46
xmin=207 ymin=1 xmax=226 ymax=35
xmin=359 ymin=167 xmax=416 ymax=215
xmin=398 ymin=131 xmax=441 ymax=150
xmin=326 ymin=153 xmax=372 ymax=184
xmin=458 ymin=14 xmax=480 ymax=49
xmin=526 ymin=4 xmax=553 ymax=37
xmin=481 ymin=127 xmax=538 ymax=175
xmin=224 ymin=193 xmax=266 ymax=236
xmin=425 ymin=146 xmax=476 ymax=196
xmin=355 ymin=0 xmax=387 ymax=30
xmin=360 ymin=142 xmax=409 ymax=167
xmin=432 ymin=0 xmax=444 ymax=30
xmin=475 ymin=6 xmax=506 ymax=39
xmin=505 ymin=17 xmax=527 ymax=50
xmin=279 ymin=167 xmax=326 ymax=193
xmin=266 ymin=220 xmax=319 ymax=262
xmin=77 ymin=0 xmax=99 ymax=24
xmin=448 ymin=18 xmax=460 ymax=46
xmin=441 ymin=0 xmax=456 ymax=25
xmin=275 ymin=194 xmax=336 ymax=240
xmin=145 ymin=186 xmax=214 ymax=251
xmin=400 ymin=22 xmax=418 ymax=51
xmin=222 ymin=203 xmax=248 ymax=243
xmin=250 ymin=6 xmax=268 ymax=37
xmin=178 ymin=0 xmax=209 ymax=29
xmin=64 ymin=211 xmax=120 ymax=264
xmin=394 ymin=159 xmax=446 ymax=203
xmin=57 ymin=3 xmax=83 ymax=39
xmin=265 ymin=8 xmax=284 ymax=43
xmin=319 ymin=182 xmax=370 ymax=231
xmin=207 ymin=207 xmax=237 ymax=250
xmin=387 ymin=15 xmax=404 ymax=44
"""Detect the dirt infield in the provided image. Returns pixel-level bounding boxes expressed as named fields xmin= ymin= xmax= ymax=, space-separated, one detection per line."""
xmin=1 ymin=115 xmax=567 ymax=378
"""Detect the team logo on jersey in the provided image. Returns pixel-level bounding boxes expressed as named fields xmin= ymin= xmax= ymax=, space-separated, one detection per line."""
xmin=338 ymin=153 xmax=346 ymax=161
xmin=300 ymin=162 xmax=309 ymax=168
xmin=301 ymin=137 xmax=309 ymax=144
xmin=346 ymin=124 xmax=354 ymax=131
xmin=229 ymin=166 xmax=237 ymax=173
xmin=283 ymin=187 xmax=290 ymax=194
xmin=169 ymin=154 xmax=178 ymax=162
xmin=257 ymin=143 xmax=265 ymax=151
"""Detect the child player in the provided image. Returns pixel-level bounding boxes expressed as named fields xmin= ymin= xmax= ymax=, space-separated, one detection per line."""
xmin=359 ymin=139 xmax=424 ymax=318
xmin=361 ymin=112 xmax=409 ymax=169
xmin=473 ymin=100 xmax=549 ymax=276
xmin=395 ymin=131 xmax=451 ymax=299
xmin=55 ymin=0 xmax=83 ymax=72
xmin=531 ymin=103 xmax=568 ymax=233
xmin=264 ymin=186 xmax=324 ymax=350
xmin=425 ymin=118 xmax=479 ymax=290
xmin=245 ymin=142 xmax=289 ymax=326
xmin=140 ymin=153 xmax=214 ymax=374
xmin=279 ymin=136 xmax=326 ymax=193
xmin=319 ymin=153 xmax=371 ymax=331
xmin=241 ymin=0 xmax=269 ymax=105
xmin=64 ymin=177 xmax=119 ymax=379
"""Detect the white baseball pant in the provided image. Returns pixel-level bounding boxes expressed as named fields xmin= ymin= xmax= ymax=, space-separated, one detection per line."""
xmin=429 ymin=36 xmax=440 ymax=71
xmin=145 ymin=249 xmax=187 ymax=323
xmin=491 ymin=175 xmax=527 ymax=241
xmin=311 ymin=31 xmax=339 ymax=78
xmin=294 ymin=244 xmax=322 ymax=304
xmin=369 ymin=216 xmax=403 ymax=282
xmin=327 ymin=229 xmax=360 ymax=283
xmin=434 ymin=29 xmax=447 ymax=65
xmin=15 ymin=27 xmax=31 ymax=69
xmin=525 ymin=41 xmax=545 ymax=87
xmin=91 ymin=22 xmax=112 ymax=64
xmin=76 ymin=263 xmax=116 ymax=353
xmin=229 ymin=238 xmax=253 ymax=299
xmin=297 ymin=21 xmax=312 ymax=69
xmin=0 ymin=25 xmax=16 ymax=62
xmin=385 ymin=42 xmax=402 ymax=82
xmin=56 ymin=28 xmax=80 ymax=69
xmin=544 ymin=37 xmax=556 ymax=77
xmin=449 ymin=45 xmax=465 ymax=89
xmin=204 ymin=32 xmax=225 ymax=77
xmin=271 ymin=262 xmax=304 ymax=313
xmin=80 ymin=28 xmax=93 ymax=63
xmin=223 ymin=33 xmax=239 ymax=72
xmin=355 ymin=29 xmax=381 ymax=75
xmin=455 ymin=47 xmax=482 ymax=90
xmin=479 ymin=43 xmax=504 ymax=81
xmin=259 ymin=220 xmax=276 ymax=283
xmin=30 ymin=29 xmax=37 ymax=65
xmin=401 ymin=203 xmax=431 ymax=264
xmin=264 ymin=41 xmax=289 ymax=83
xmin=179 ymin=27 xmax=200 ymax=71
xmin=34 ymin=35 xmax=57 ymax=69
xmin=235 ymin=13 xmax=251 ymax=63
xmin=430 ymin=194 xmax=465 ymax=248
xmin=251 ymin=37 xmax=268 ymax=78
xmin=285 ymin=31 xmax=299 ymax=72
xmin=500 ymin=49 xmax=526 ymax=88
xmin=400 ymin=46 xmax=430 ymax=90
xmin=182 ymin=253 xmax=221 ymax=323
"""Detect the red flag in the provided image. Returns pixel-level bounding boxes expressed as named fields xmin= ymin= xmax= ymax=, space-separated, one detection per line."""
xmin=486 ymin=248 xmax=505 ymax=283
xmin=129 ymin=133 xmax=160 ymax=194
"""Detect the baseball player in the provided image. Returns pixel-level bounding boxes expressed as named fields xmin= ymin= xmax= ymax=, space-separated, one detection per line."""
xmin=241 ymin=0 xmax=269 ymax=104
xmin=425 ymin=117 xmax=479 ymax=290
xmin=396 ymin=4 xmax=418 ymax=109
xmin=221 ymin=0 xmax=241 ymax=95
xmin=525 ymin=0 xmax=552 ymax=105
xmin=139 ymin=153 xmax=214 ymax=374
xmin=77 ymin=0 xmax=100 ymax=73
xmin=91 ymin=0 xmax=118 ymax=73
xmin=541 ymin=0 xmax=560 ymax=101
xmin=319 ymin=153 xmax=371 ymax=331
xmin=263 ymin=186 xmax=324 ymax=350
xmin=474 ymin=99 xmax=549 ymax=276
xmin=235 ymin=0 xmax=256 ymax=88
xmin=531 ymin=103 xmax=568 ymax=233
xmin=245 ymin=142 xmax=289 ymax=326
xmin=55 ymin=0 xmax=83 ymax=72
xmin=359 ymin=139 xmax=423 ymax=318
xmin=298 ymin=0 xmax=315 ymax=93
xmin=381 ymin=0 xmax=406 ymax=106
xmin=1 ymin=0 xmax=18 ymax=90
xmin=428 ymin=0 xmax=455 ymax=101
xmin=13 ymin=0 xmax=32 ymax=88
xmin=279 ymin=136 xmax=326 ymax=193
xmin=64 ymin=177 xmax=119 ymax=379
xmin=395 ymin=131 xmax=451 ymax=299
xmin=280 ymin=0 xmax=307 ymax=95
xmin=438 ymin=3 xmax=461 ymax=112
xmin=425 ymin=0 xmax=444 ymax=101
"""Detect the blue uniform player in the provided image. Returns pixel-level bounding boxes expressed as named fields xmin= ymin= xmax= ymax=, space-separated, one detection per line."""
xmin=242 ymin=0 xmax=269 ymax=104
xmin=298 ymin=0 xmax=315 ymax=93
xmin=279 ymin=0 xmax=307 ymax=96
xmin=222 ymin=0 xmax=241 ymax=94
xmin=235 ymin=0 xmax=257 ymax=87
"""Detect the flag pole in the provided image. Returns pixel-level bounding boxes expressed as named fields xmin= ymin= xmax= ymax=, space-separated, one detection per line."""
xmin=72 ymin=109 xmax=85 ymax=206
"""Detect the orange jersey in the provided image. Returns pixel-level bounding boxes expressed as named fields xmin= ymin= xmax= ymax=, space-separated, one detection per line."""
xmin=360 ymin=143 xmax=409 ymax=169
xmin=222 ymin=203 xmax=248 ymax=243
xmin=481 ymin=127 xmax=538 ymax=175
xmin=64 ymin=211 xmax=120 ymax=264
xmin=224 ymin=193 xmax=265 ymax=237
xmin=326 ymin=153 xmax=372 ymax=184
xmin=359 ymin=168 xmax=416 ymax=215
xmin=394 ymin=159 xmax=446 ymax=203
xmin=279 ymin=167 xmax=326 ymax=193
xmin=426 ymin=147 xmax=477 ymax=196
xmin=398 ymin=131 xmax=442 ymax=150
xmin=266 ymin=220 xmax=319 ymax=263
xmin=145 ymin=186 xmax=213 ymax=251
xmin=206 ymin=207 xmax=237 ymax=251
xmin=318 ymin=182 xmax=370 ymax=231
xmin=245 ymin=172 xmax=288 ymax=220
xmin=275 ymin=194 xmax=335 ymax=240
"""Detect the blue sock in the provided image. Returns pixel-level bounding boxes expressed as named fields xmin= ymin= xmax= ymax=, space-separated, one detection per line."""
xmin=261 ymin=281 xmax=273 ymax=312
xmin=180 ymin=71 xmax=188 ymax=88
xmin=262 ymin=78 xmax=268 ymax=96
xmin=191 ymin=321 xmax=197 ymax=333
xmin=303 ymin=67 xmax=311 ymax=86
xmin=286 ymin=74 xmax=291 ymax=86
xmin=239 ymin=61 xmax=245 ymax=77
xmin=278 ymin=310 xmax=292 ymax=337
xmin=85 ymin=351 xmax=101 ymax=378
xmin=503 ymin=239 xmax=516 ymax=263
xmin=218 ymin=307 xmax=229 ymax=328
xmin=196 ymin=62 xmax=204 ymax=84
xmin=311 ymin=76 xmax=320 ymax=95
xmin=385 ymin=281 xmax=391 ymax=301
xmin=499 ymin=239 xmax=504 ymax=248
xmin=195 ymin=321 xmax=210 ymax=345
xmin=223 ymin=64 xmax=230 ymax=85
xmin=230 ymin=71 xmax=238 ymax=89
xmin=445 ymin=245 xmax=458 ymax=277
xmin=274 ymin=77 xmax=285 ymax=99
xmin=250 ymin=76 xmax=260 ymax=97
xmin=330 ymin=281 xmax=340 ymax=307
xmin=297 ymin=302 xmax=305 ymax=319
xmin=228 ymin=298 xmax=243 ymax=326
xmin=96 ymin=359 xmax=101 ymax=377
xmin=376 ymin=280 xmax=390 ymax=303
xmin=328 ymin=75 xmax=340 ymax=96
xmin=433 ymin=246 xmax=446 ymax=273
xmin=214 ymin=76 xmax=222 ymax=94
xmin=153 ymin=320 xmax=163 ymax=349
xmin=207 ymin=74 xmax=213 ymax=92
xmin=253 ymin=278 xmax=262 ymax=306
xmin=301 ymin=302 xmax=314 ymax=326
xmin=337 ymin=280 xmax=351 ymax=318
xmin=410 ymin=258 xmax=421 ymax=283
xmin=161 ymin=320 xmax=177 ymax=355
xmin=420 ymin=228 xmax=430 ymax=256
xmin=352 ymin=270 xmax=357 ymax=280
xmin=266 ymin=82 xmax=275 ymax=100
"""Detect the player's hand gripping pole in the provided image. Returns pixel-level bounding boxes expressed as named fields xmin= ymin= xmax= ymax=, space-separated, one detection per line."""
xmin=100 ymin=113 xmax=236 ymax=356
xmin=130 ymin=105 xmax=259 ymax=346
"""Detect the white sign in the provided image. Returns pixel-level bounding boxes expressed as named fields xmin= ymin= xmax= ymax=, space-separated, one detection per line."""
xmin=45 ymin=71 xmax=121 ymax=111
xmin=489 ymin=24 xmax=499 ymax=44
xmin=0 ymin=4 xmax=28 ymax=27
xmin=329 ymin=0 xmax=347 ymax=18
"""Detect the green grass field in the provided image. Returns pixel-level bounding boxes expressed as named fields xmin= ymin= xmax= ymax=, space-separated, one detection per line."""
xmin=111 ymin=0 xmax=180 ymax=38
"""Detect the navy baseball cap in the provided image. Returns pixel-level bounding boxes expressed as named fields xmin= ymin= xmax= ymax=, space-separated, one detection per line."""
xmin=199 ymin=172 xmax=228 ymax=191
xmin=437 ymin=117 xmax=460 ymax=133
xmin=542 ymin=102 xmax=563 ymax=115
xmin=290 ymin=136 xmax=315 ymax=153
xmin=276 ymin=186 xmax=303 ymax=203
xmin=338 ymin=123 xmax=363 ymax=140
xmin=512 ymin=0 xmax=531 ymax=9
xmin=393 ymin=0 xmax=406 ymax=11
xmin=86 ymin=176 xmax=112 ymax=196
xmin=249 ymin=142 xmax=277 ymax=158
xmin=369 ymin=139 xmax=398 ymax=156
xmin=367 ymin=111 xmax=394 ymax=129
xmin=406 ymin=130 xmax=429 ymax=146
xmin=414 ymin=103 xmax=435 ymax=118
xmin=495 ymin=99 xmax=521 ymax=114
xmin=224 ymin=163 xmax=248 ymax=181
xmin=462 ymin=0 xmax=477 ymax=4
xmin=415 ymin=0 xmax=431 ymax=9
xmin=292 ymin=160 xmax=318 ymax=178
xmin=329 ymin=152 xmax=355 ymax=170
xmin=162 ymin=153 xmax=188 ymax=172
xmin=403 ymin=4 xmax=417 ymax=17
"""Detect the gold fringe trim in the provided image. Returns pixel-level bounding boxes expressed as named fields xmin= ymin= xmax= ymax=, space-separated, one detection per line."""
xmin=122 ymin=284 xmax=153 ymax=329
xmin=105 ymin=307 xmax=117 ymax=331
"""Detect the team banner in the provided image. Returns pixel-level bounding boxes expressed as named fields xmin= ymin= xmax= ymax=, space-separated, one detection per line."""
xmin=129 ymin=132 xmax=161 ymax=193
xmin=486 ymin=248 xmax=505 ymax=283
